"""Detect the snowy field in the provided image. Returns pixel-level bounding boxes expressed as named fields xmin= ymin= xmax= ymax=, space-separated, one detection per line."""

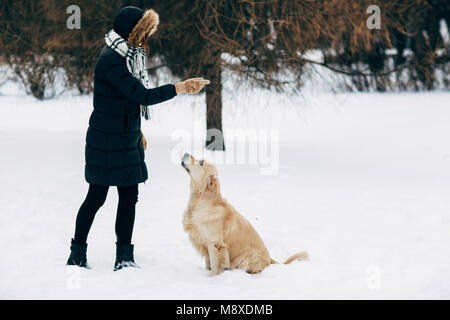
xmin=0 ymin=82 xmax=449 ymax=299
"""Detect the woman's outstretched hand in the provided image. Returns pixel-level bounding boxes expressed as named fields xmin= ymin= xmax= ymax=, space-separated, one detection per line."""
xmin=175 ymin=78 xmax=210 ymax=94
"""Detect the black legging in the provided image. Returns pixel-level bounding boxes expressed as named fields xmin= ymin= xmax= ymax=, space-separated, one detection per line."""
xmin=73 ymin=184 xmax=139 ymax=245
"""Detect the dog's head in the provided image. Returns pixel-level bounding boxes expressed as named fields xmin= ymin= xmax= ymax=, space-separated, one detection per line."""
xmin=181 ymin=153 xmax=219 ymax=195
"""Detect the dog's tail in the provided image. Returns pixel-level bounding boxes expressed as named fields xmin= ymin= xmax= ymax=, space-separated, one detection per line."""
xmin=270 ymin=251 xmax=309 ymax=265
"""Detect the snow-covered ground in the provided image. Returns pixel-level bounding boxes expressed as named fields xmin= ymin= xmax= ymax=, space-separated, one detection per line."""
xmin=0 ymin=82 xmax=449 ymax=299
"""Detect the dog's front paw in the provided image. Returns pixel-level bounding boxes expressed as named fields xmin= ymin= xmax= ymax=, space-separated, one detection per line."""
xmin=204 ymin=256 xmax=211 ymax=270
xmin=209 ymin=268 xmax=222 ymax=276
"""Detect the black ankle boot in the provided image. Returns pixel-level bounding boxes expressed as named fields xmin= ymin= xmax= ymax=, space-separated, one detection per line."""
xmin=114 ymin=243 xmax=139 ymax=271
xmin=66 ymin=239 xmax=90 ymax=268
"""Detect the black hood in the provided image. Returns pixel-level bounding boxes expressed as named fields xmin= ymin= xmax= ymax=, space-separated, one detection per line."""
xmin=113 ymin=6 xmax=144 ymax=41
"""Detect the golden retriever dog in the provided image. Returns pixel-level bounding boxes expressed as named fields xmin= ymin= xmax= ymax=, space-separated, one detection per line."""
xmin=181 ymin=153 xmax=308 ymax=276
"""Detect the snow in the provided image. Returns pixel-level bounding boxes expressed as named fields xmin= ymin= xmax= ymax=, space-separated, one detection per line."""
xmin=0 ymin=83 xmax=449 ymax=299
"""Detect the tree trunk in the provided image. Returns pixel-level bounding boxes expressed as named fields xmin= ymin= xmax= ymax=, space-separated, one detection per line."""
xmin=204 ymin=51 xmax=225 ymax=151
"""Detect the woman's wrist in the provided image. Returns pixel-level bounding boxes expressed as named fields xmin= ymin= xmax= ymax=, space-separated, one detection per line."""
xmin=175 ymin=82 xmax=185 ymax=94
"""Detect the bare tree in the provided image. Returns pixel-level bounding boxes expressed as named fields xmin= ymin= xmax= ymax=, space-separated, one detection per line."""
xmin=0 ymin=0 xmax=448 ymax=143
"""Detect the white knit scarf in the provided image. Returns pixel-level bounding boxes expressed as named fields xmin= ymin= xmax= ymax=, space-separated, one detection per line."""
xmin=105 ymin=29 xmax=151 ymax=120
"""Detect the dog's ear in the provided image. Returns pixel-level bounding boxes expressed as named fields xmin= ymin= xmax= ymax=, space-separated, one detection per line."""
xmin=205 ymin=174 xmax=219 ymax=194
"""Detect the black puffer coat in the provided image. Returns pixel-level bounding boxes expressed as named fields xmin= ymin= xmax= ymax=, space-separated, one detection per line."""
xmin=85 ymin=45 xmax=177 ymax=186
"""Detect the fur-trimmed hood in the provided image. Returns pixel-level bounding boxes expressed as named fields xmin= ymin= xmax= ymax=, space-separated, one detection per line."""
xmin=128 ymin=9 xmax=159 ymax=48
xmin=113 ymin=6 xmax=159 ymax=48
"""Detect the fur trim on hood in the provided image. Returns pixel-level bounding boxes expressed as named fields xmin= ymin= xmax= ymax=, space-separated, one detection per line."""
xmin=128 ymin=9 xmax=159 ymax=50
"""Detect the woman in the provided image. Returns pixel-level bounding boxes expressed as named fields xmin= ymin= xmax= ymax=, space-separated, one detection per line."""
xmin=66 ymin=6 xmax=209 ymax=271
